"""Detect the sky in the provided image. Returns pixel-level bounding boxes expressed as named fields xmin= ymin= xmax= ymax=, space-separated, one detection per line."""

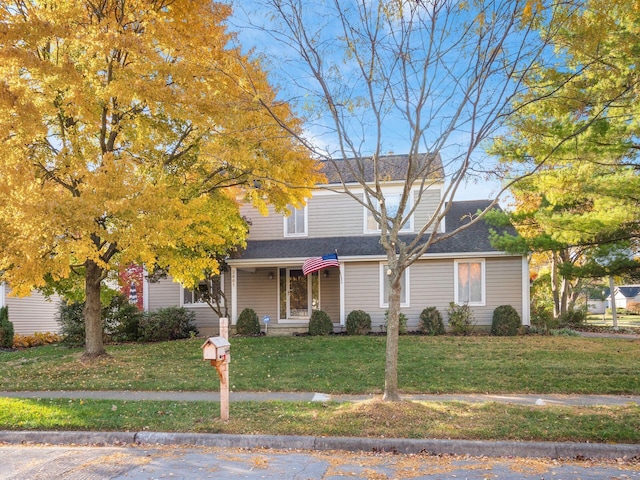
xmin=226 ymin=0 xmax=538 ymax=205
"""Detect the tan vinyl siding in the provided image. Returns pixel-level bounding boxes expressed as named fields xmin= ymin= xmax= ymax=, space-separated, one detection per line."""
xmin=147 ymin=277 xmax=181 ymax=310
xmin=237 ymin=268 xmax=278 ymax=324
xmin=413 ymin=189 xmax=441 ymax=232
xmin=308 ymin=194 xmax=362 ymax=237
xmin=482 ymin=257 xmax=523 ymax=324
xmin=344 ymin=262 xmax=386 ymax=326
xmin=5 ymin=290 xmax=61 ymax=335
xmin=240 ymin=204 xmax=282 ymax=240
xmin=407 ymin=259 xmax=454 ymax=329
xmin=320 ymin=272 xmax=340 ymax=323
xmin=343 ymin=256 xmax=523 ymax=330
xmin=241 ymin=187 xmax=442 ymax=241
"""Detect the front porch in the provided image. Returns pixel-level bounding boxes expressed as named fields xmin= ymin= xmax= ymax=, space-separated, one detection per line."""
xmin=229 ymin=264 xmax=345 ymax=335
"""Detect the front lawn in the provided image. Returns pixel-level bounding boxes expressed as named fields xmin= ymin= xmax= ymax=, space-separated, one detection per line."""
xmin=1 ymin=335 xmax=639 ymax=394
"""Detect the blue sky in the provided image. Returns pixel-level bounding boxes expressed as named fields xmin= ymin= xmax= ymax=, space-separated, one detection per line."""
xmin=226 ymin=1 xmax=543 ymax=204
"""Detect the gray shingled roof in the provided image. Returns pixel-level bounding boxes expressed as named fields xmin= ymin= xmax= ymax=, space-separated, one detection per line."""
xmin=321 ymin=153 xmax=444 ymax=184
xmin=236 ymin=200 xmax=516 ymax=261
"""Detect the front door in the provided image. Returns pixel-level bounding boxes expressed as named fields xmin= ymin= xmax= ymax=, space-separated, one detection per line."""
xmin=279 ymin=268 xmax=319 ymax=320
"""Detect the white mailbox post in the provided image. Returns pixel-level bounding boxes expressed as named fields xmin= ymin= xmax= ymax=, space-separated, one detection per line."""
xmin=201 ymin=318 xmax=230 ymax=420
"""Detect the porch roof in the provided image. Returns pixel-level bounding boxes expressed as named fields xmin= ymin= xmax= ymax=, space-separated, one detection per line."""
xmin=236 ymin=200 xmax=516 ymax=261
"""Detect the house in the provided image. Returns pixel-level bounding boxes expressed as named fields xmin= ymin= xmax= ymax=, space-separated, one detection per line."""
xmin=147 ymin=154 xmax=530 ymax=335
xmin=0 ymin=284 xmax=61 ymax=335
xmin=608 ymin=285 xmax=640 ymax=310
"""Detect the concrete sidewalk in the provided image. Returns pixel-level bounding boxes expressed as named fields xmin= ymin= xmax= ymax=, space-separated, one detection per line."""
xmin=2 ymin=390 xmax=639 ymax=461
xmin=1 ymin=390 xmax=640 ymax=407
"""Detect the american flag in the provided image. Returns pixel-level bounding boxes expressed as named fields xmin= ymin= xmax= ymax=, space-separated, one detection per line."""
xmin=302 ymin=252 xmax=340 ymax=275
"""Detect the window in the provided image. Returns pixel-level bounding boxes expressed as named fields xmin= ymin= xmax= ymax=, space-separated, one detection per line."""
xmin=285 ymin=205 xmax=307 ymax=237
xmin=454 ymin=259 xmax=485 ymax=306
xmin=183 ymin=275 xmax=224 ymax=306
xmin=380 ymin=264 xmax=409 ymax=308
xmin=279 ymin=268 xmax=319 ymax=320
xmin=365 ymin=191 xmax=413 ymax=233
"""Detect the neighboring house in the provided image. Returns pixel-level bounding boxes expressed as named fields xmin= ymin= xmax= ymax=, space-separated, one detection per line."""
xmin=608 ymin=285 xmax=640 ymax=309
xmin=147 ymin=154 xmax=530 ymax=335
xmin=0 ymin=284 xmax=61 ymax=335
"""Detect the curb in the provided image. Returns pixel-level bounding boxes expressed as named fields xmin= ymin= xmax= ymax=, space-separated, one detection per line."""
xmin=1 ymin=430 xmax=638 ymax=460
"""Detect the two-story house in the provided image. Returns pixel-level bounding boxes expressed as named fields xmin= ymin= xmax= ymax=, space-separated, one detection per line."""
xmin=146 ymin=154 xmax=530 ymax=336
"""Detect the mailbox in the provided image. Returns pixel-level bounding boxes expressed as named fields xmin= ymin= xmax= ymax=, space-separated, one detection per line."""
xmin=201 ymin=336 xmax=231 ymax=363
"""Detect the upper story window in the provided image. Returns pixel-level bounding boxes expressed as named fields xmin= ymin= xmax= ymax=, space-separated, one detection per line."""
xmin=379 ymin=263 xmax=410 ymax=308
xmin=454 ymin=259 xmax=485 ymax=306
xmin=365 ymin=191 xmax=413 ymax=234
xmin=284 ymin=205 xmax=307 ymax=237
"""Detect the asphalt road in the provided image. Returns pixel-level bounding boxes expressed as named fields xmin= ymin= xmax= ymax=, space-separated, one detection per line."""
xmin=2 ymin=443 xmax=639 ymax=479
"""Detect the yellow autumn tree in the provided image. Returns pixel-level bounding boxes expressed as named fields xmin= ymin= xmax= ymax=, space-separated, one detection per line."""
xmin=0 ymin=0 xmax=322 ymax=357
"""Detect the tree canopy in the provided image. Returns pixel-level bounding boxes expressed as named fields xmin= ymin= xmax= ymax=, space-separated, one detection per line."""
xmin=489 ymin=0 xmax=640 ymax=316
xmin=0 ymin=0 xmax=322 ymax=356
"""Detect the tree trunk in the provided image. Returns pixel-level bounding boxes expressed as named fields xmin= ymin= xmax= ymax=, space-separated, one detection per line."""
xmin=383 ymin=273 xmax=402 ymax=402
xmin=83 ymin=259 xmax=106 ymax=357
xmin=551 ymin=252 xmax=561 ymax=318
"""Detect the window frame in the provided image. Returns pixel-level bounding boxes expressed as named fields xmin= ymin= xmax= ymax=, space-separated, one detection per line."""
xmin=454 ymin=259 xmax=485 ymax=306
xmin=365 ymin=190 xmax=414 ymax=234
xmin=379 ymin=263 xmax=410 ymax=308
xmin=182 ymin=274 xmax=225 ymax=308
xmin=284 ymin=205 xmax=308 ymax=237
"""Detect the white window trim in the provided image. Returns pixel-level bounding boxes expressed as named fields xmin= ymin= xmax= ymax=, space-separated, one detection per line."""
xmin=181 ymin=274 xmax=225 ymax=308
xmin=364 ymin=190 xmax=414 ymax=234
xmin=454 ymin=259 xmax=485 ymax=306
xmin=284 ymin=205 xmax=308 ymax=237
xmin=379 ymin=263 xmax=410 ymax=308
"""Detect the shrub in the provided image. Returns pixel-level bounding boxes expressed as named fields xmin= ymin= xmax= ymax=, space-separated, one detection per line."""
xmin=236 ymin=308 xmax=261 ymax=335
xmin=530 ymin=305 xmax=557 ymax=333
xmin=559 ymin=308 xmax=586 ymax=327
xmin=346 ymin=310 xmax=371 ymax=335
xmin=446 ymin=302 xmax=475 ymax=335
xmin=0 ymin=306 xmax=14 ymax=349
xmin=138 ymin=307 xmax=198 ymax=342
xmin=58 ymin=301 xmax=86 ymax=346
xmin=308 ymin=310 xmax=333 ymax=336
xmin=626 ymin=301 xmax=640 ymax=315
xmin=491 ymin=305 xmax=522 ymax=336
xmin=104 ymin=294 xmax=143 ymax=342
xmin=384 ymin=310 xmax=408 ymax=335
xmin=13 ymin=332 xmax=61 ymax=349
xmin=419 ymin=307 xmax=445 ymax=335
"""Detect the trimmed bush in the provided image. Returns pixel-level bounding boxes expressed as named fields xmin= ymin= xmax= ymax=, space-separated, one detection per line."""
xmin=138 ymin=307 xmax=198 ymax=342
xmin=419 ymin=307 xmax=445 ymax=335
xmin=491 ymin=305 xmax=522 ymax=336
xmin=308 ymin=310 xmax=333 ymax=336
xmin=236 ymin=308 xmax=260 ymax=335
xmin=58 ymin=301 xmax=86 ymax=346
xmin=346 ymin=310 xmax=371 ymax=335
xmin=384 ymin=310 xmax=408 ymax=335
xmin=447 ymin=302 xmax=475 ymax=335
xmin=104 ymin=294 xmax=143 ymax=342
xmin=0 ymin=306 xmax=14 ymax=349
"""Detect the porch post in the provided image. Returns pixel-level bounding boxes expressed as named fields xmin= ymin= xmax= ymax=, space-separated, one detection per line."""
xmin=339 ymin=262 xmax=345 ymax=326
xmin=522 ymin=257 xmax=530 ymax=326
xmin=231 ymin=266 xmax=238 ymax=325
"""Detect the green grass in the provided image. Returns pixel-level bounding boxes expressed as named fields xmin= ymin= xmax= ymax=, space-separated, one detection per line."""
xmin=1 ymin=335 xmax=639 ymax=394
xmin=2 ymin=336 xmax=640 ymax=443
xmin=1 ymin=397 xmax=638 ymax=444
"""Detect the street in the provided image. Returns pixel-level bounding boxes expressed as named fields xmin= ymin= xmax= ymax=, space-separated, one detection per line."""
xmin=1 ymin=444 xmax=639 ymax=479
